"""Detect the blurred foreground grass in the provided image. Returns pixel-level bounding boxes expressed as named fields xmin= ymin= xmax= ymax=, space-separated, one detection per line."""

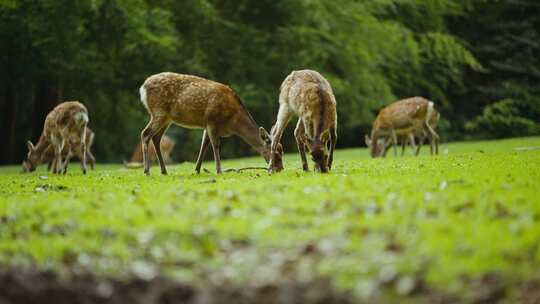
xmin=1 ymin=137 xmax=539 ymax=301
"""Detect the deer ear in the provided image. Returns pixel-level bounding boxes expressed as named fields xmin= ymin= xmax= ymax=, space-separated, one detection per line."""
xmin=27 ymin=140 xmax=35 ymax=151
xmin=320 ymin=130 xmax=330 ymax=143
xmin=259 ymin=127 xmax=271 ymax=144
xmin=364 ymin=135 xmax=371 ymax=146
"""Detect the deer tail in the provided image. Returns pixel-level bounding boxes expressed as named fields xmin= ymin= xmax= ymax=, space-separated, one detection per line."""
xmin=426 ymin=101 xmax=435 ymax=127
xmin=139 ymin=84 xmax=148 ymax=109
xmin=73 ymin=111 xmax=89 ymax=127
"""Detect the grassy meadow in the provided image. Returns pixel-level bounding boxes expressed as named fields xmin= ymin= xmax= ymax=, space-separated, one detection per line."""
xmin=1 ymin=137 xmax=540 ymax=302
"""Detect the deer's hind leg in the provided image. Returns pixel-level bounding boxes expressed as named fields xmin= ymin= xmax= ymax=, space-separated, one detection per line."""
xmin=78 ymin=124 xmax=86 ymax=174
xmin=86 ymin=149 xmax=96 ymax=170
xmin=328 ymin=124 xmax=337 ymax=170
xmin=141 ymin=116 xmax=168 ymax=176
xmin=151 ymin=124 xmax=170 ymax=175
xmin=425 ymin=123 xmax=440 ymax=155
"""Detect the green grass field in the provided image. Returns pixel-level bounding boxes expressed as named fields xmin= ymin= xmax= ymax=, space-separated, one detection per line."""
xmin=1 ymin=137 xmax=540 ymax=302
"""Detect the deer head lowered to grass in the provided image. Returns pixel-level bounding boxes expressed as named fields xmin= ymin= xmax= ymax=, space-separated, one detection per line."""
xmin=23 ymin=101 xmax=90 ymax=174
xmin=139 ymin=72 xmax=283 ymax=175
xmin=365 ymin=97 xmax=440 ymax=158
xmin=268 ymin=69 xmax=338 ymax=173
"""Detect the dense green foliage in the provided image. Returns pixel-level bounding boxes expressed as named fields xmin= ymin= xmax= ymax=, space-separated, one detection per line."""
xmin=1 ymin=137 xmax=539 ymax=301
xmin=450 ymin=0 xmax=540 ymax=138
xmin=0 ymin=0 xmax=538 ymax=164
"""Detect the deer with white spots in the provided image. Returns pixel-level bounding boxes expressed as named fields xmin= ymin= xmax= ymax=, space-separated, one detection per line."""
xmin=23 ymin=101 xmax=89 ymax=174
xmin=139 ymin=72 xmax=283 ymax=175
xmin=268 ymin=70 xmax=338 ymax=173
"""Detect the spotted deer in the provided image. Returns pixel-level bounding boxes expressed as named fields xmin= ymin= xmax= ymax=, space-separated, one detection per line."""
xmin=23 ymin=101 xmax=89 ymax=174
xmin=130 ymin=134 xmax=175 ymax=164
xmin=139 ymin=72 xmax=283 ymax=175
xmin=269 ymin=70 xmax=337 ymax=173
xmin=365 ymin=97 xmax=439 ymax=158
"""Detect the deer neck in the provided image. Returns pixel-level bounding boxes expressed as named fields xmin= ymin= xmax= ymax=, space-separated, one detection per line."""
xmin=233 ymin=114 xmax=268 ymax=161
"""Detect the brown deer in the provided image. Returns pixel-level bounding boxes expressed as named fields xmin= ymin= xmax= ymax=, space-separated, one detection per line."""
xmin=139 ymin=72 xmax=283 ymax=175
xmin=23 ymin=101 xmax=89 ymax=174
xmin=365 ymin=97 xmax=439 ymax=158
xmin=43 ymin=127 xmax=96 ymax=172
xmin=129 ymin=134 xmax=175 ymax=164
xmin=372 ymin=108 xmax=440 ymax=157
xmin=269 ymin=70 xmax=337 ymax=173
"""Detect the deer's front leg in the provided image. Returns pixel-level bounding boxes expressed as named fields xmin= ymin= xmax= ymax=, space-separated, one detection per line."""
xmin=328 ymin=125 xmax=337 ymax=170
xmin=416 ymin=135 xmax=425 ymax=156
xmin=206 ymin=127 xmax=222 ymax=174
xmin=401 ymin=136 xmax=407 ymax=156
xmin=51 ymin=136 xmax=65 ymax=174
xmin=269 ymin=105 xmax=292 ymax=173
xmin=62 ymin=150 xmax=73 ymax=174
xmin=408 ymin=133 xmax=417 ymax=156
xmin=195 ymin=130 xmax=210 ymax=174
xmin=294 ymin=120 xmax=309 ymax=172
xmin=391 ymin=129 xmax=398 ymax=157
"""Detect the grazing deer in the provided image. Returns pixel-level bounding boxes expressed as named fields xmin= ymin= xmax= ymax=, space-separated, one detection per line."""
xmin=139 ymin=72 xmax=282 ymax=175
xmin=43 ymin=127 xmax=96 ymax=172
xmin=23 ymin=101 xmax=89 ymax=174
xmin=365 ymin=97 xmax=439 ymax=158
xmin=269 ymin=70 xmax=337 ymax=173
xmin=378 ymin=104 xmax=441 ymax=157
xmin=129 ymin=134 xmax=175 ymax=164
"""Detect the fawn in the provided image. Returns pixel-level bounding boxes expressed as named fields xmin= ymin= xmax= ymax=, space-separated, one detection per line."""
xmin=365 ymin=97 xmax=439 ymax=157
xmin=269 ymin=70 xmax=337 ymax=173
xmin=139 ymin=72 xmax=282 ymax=175
xmin=23 ymin=101 xmax=89 ymax=174
xmin=129 ymin=134 xmax=175 ymax=164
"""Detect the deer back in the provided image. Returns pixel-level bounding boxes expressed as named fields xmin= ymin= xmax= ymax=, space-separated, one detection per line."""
xmin=141 ymin=73 xmax=249 ymax=136
xmin=373 ymin=97 xmax=429 ymax=135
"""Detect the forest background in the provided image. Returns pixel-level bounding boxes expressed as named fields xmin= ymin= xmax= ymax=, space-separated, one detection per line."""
xmin=1 ymin=0 xmax=538 ymax=164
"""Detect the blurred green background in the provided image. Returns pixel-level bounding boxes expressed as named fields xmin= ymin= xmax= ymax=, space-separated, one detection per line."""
xmin=1 ymin=0 xmax=539 ymax=164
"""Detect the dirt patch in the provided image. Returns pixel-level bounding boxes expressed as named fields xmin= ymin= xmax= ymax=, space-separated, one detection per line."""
xmin=1 ymin=267 xmax=537 ymax=304
xmin=0 ymin=268 xmax=353 ymax=304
